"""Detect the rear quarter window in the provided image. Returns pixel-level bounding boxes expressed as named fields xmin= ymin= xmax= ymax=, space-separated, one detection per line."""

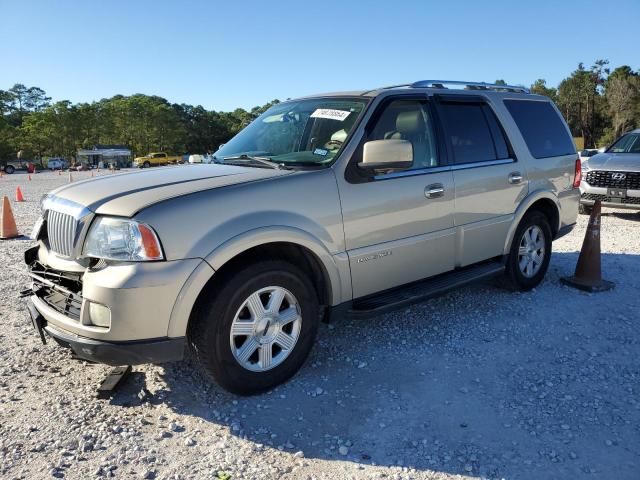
xmin=504 ymin=99 xmax=575 ymax=159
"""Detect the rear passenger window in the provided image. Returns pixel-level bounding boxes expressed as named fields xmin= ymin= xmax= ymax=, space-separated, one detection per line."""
xmin=438 ymin=103 xmax=510 ymax=164
xmin=504 ymin=100 xmax=575 ymax=158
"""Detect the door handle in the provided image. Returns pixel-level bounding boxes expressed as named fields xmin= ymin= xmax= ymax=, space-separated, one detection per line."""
xmin=508 ymin=172 xmax=523 ymax=184
xmin=425 ymin=183 xmax=445 ymax=199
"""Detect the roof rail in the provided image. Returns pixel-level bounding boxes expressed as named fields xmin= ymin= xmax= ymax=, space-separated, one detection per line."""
xmin=361 ymin=80 xmax=531 ymax=96
xmin=411 ymin=80 xmax=530 ymax=94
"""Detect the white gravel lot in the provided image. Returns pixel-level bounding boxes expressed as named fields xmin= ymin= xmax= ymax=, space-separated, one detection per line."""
xmin=1 ymin=169 xmax=639 ymax=480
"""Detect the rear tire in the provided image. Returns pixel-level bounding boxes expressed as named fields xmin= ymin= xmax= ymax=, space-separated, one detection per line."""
xmin=504 ymin=211 xmax=552 ymax=291
xmin=579 ymin=203 xmax=593 ymax=215
xmin=4 ymin=165 xmax=15 ymax=174
xmin=188 ymin=260 xmax=320 ymax=395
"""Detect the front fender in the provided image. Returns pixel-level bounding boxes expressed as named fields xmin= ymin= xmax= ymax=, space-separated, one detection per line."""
xmin=167 ymin=227 xmax=351 ymax=338
xmin=205 ymin=225 xmax=351 ymax=306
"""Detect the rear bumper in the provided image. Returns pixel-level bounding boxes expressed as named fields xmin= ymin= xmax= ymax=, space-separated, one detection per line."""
xmin=580 ymin=196 xmax=640 ymax=210
xmin=27 ymin=299 xmax=185 ymax=365
xmin=580 ymin=181 xmax=640 ymax=210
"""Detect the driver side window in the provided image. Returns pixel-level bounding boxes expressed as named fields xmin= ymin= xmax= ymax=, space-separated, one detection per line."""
xmin=367 ymin=99 xmax=438 ymax=172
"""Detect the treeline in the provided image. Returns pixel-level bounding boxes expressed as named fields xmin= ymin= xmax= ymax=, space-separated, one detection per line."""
xmin=1 ymin=59 xmax=639 ymax=161
xmin=0 ymin=86 xmax=279 ymax=161
xmin=524 ymin=60 xmax=639 ymax=147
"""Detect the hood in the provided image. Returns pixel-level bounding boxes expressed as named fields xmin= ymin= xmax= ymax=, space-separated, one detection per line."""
xmin=49 ymin=164 xmax=293 ymax=217
xmin=586 ymin=152 xmax=640 ymax=171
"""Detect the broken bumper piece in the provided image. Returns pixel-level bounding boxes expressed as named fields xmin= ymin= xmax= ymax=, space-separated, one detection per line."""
xmin=27 ymin=298 xmax=185 ymax=365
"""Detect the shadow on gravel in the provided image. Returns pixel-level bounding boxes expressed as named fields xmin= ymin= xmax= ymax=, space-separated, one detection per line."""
xmin=605 ymin=210 xmax=640 ymax=222
xmin=108 ymin=252 xmax=640 ymax=479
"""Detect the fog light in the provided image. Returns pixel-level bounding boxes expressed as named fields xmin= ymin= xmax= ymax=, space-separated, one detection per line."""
xmin=89 ymin=302 xmax=111 ymax=328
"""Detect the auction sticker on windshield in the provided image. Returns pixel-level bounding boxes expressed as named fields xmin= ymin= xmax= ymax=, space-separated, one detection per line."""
xmin=310 ymin=109 xmax=351 ymax=121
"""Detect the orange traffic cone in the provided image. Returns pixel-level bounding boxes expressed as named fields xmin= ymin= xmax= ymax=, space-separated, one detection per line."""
xmin=15 ymin=187 xmax=25 ymax=202
xmin=58 ymin=169 xmax=61 ymax=176
xmin=561 ymin=200 xmax=614 ymax=292
xmin=91 ymin=170 xmax=94 ymax=177
xmin=28 ymin=174 xmax=32 ymax=181
xmin=0 ymin=196 xmax=19 ymax=239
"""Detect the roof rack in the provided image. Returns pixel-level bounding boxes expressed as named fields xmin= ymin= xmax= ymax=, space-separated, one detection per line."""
xmin=363 ymin=80 xmax=530 ymax=95
xmin=412 ymin=80 xmax=530 ymax=94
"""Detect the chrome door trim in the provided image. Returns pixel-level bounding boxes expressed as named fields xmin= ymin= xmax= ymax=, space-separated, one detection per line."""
xmin=450 ymin=158 xmax=515 ymax=171
xmin=373 ymin=159 xmax=516 ymax=181
xmin=374 ymin=165 xmax=451 ymax=181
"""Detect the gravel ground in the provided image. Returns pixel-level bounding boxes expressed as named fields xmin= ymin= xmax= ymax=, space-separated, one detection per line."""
xmin=1 ymin=169 xmax=639 ymax=480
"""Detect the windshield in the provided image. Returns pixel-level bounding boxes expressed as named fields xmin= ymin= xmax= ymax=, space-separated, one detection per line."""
xmin=607 ymin=133 xmax=640 ymax=154
xmin=214 ymin=98 xmax=368 ymax=166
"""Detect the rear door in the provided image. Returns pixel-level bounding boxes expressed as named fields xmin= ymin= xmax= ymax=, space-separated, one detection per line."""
xmin=435 ymin=96 xmax=528 ymax=266
xmin=339 ymin=96 xmax=456 ymax=298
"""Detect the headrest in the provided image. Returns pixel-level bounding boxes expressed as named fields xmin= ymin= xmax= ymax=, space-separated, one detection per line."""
xmin=331 ymin=129 xmax=348 ymax=143
xmin=396 ymin=110 xmax=423 ymax=134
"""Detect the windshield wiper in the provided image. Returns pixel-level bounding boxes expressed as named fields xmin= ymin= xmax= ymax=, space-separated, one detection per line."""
xmin=222 ymin=154 xmax=284 ymax=170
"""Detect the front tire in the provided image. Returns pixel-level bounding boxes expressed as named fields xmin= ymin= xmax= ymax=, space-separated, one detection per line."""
xmin=188 ymin=260 xmax=320 ymax=395
xmin=504 ymin=211 xmax=552 ymax=291
xmin=4 ymin=165 xmax=15 ymax=174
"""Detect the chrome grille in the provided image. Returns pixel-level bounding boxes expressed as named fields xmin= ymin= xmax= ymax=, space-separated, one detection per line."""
xmin=585 ymin=170 xmax=640 ymax=190
xmin=46 ymin=210 xmax=78 ymax=257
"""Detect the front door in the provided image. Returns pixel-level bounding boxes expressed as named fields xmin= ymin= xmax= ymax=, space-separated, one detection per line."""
xmin=338 ymin=97 xmax=456 ymax=299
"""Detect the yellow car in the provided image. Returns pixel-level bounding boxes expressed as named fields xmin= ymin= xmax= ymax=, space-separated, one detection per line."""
xmin=133 ymin=152 xmax=181 ymax=168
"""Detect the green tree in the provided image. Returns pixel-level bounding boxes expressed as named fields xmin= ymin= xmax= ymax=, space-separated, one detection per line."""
xmin=6 ymin=83 xmax=51 ymax=126
xmin=604 ymin=66 xmax=640 ymax=140
xmin=556 ymin=60 xmax=610 ymax=147
xmin=529 ymin=79 xmax=557 ymax=100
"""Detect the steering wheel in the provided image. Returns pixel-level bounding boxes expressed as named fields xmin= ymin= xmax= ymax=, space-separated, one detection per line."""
xmin=324 ymin=139 xmax=344 ymax=150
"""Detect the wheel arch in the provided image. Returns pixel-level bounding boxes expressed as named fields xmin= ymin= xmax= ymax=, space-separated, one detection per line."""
xmin=503 ymin=191 xmax=561 ymax=255
xmin=168 ymin=228 xmax=350 ymax=337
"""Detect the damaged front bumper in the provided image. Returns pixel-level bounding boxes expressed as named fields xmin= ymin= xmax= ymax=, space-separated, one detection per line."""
xmin=26 ymin=299 xmax=185 ymax=365
xmin=24 ymin=245 xmax=193 ymax=365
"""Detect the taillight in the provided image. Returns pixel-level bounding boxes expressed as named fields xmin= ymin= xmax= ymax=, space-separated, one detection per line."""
xmin=573 ymin=158 xmax=581 ymax=188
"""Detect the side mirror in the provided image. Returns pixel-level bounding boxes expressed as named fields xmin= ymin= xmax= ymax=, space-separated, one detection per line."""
xmin=358 ymin=139 xmax=413 ymax=172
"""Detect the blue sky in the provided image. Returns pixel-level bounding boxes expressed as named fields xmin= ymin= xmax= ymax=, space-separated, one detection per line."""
xmin=1 ymin=0 xmax=638 ymax=111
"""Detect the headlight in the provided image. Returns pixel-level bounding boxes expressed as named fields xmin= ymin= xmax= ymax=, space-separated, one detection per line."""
xmin=82 ymin=217 xmax=164 ymax=261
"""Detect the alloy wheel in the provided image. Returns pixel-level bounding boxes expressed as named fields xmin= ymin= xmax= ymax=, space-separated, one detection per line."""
xmin=518 ymin=225 xmax=546 ymax=278
xmin=229 ymin=286 xmax=302 ymax=372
